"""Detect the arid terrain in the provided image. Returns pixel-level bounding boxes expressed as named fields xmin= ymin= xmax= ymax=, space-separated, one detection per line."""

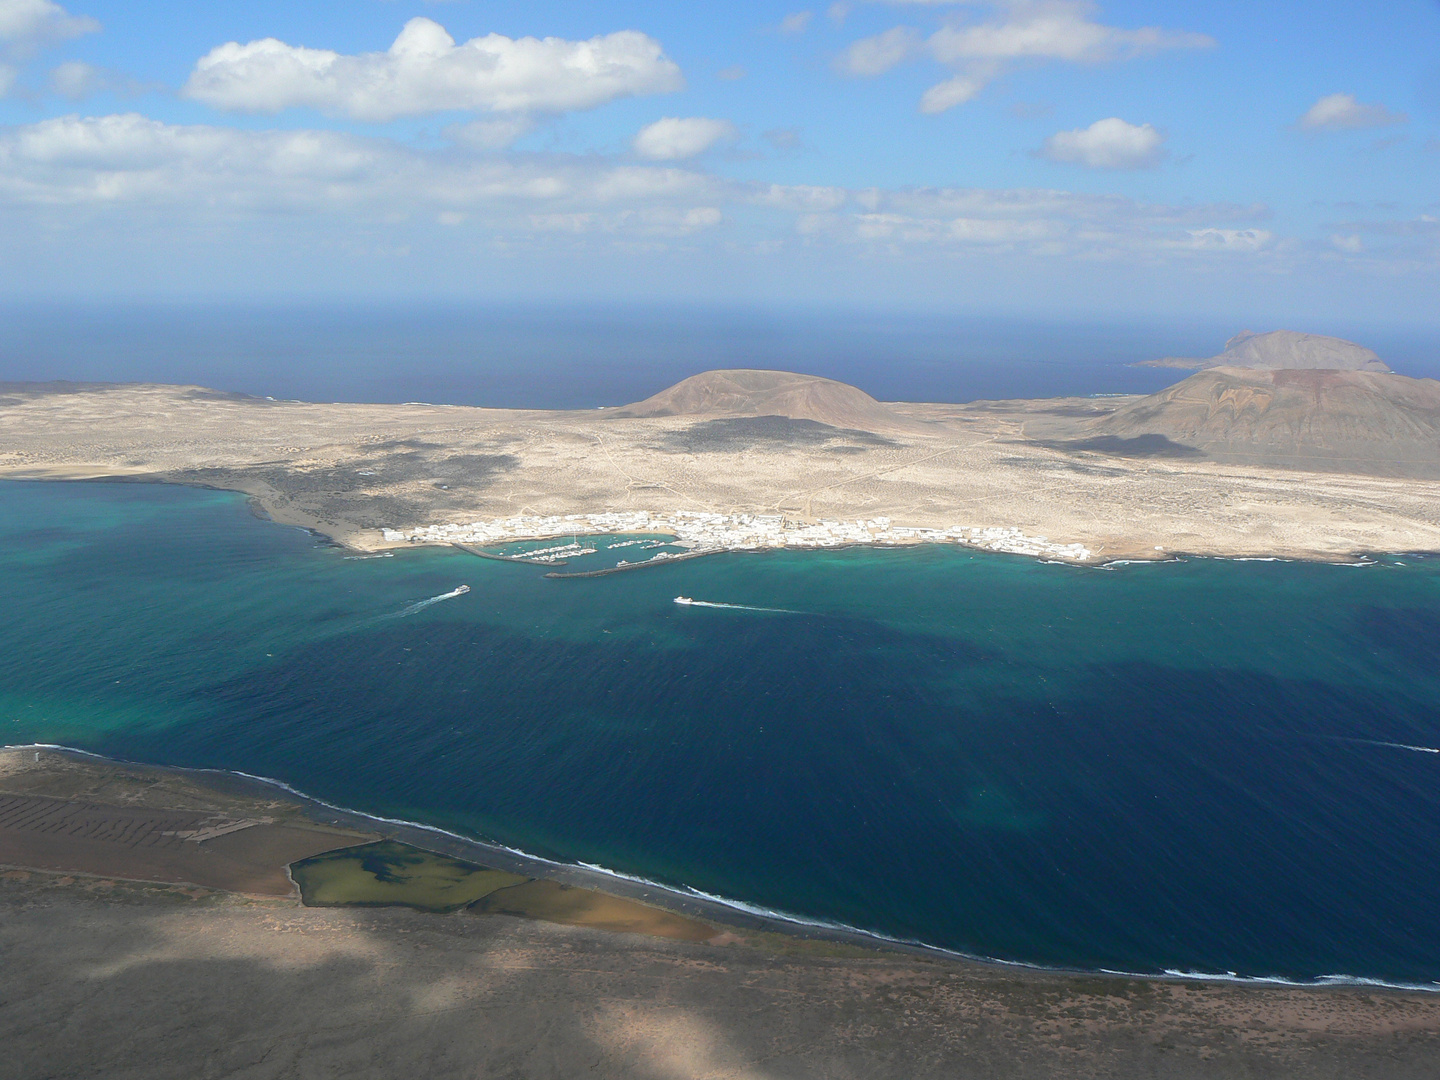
xmin=4 ymin=366 xmax=1440 ymax=563
xmin=4 ymin=748 xmax=1440 ymax=1080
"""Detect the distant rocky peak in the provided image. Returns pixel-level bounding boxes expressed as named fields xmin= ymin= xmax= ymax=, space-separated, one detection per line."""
xmin=1219 ymin=330 xmax=1389 ymax=373
xmin=1139 ymin=330 xmax=1390 ymax=373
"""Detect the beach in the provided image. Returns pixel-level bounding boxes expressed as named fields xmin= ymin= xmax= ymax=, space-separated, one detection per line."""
xmin=5 ymin=746 xmax=1440 ymax=1080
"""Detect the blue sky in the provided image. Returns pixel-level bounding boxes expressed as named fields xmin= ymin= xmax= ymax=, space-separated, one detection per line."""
xmin=0 ymin=0 xmax=1436 ymax=325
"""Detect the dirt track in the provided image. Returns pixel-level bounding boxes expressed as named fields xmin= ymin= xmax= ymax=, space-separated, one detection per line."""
xmin=0 ymin=792 xmax=364 ymax=897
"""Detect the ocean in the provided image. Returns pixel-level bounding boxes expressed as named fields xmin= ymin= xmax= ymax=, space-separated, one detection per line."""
xmin=4 ymin=479 xmax=1439 ymax=986
xmin=5 ymin=301 xmax=1437 ymax=408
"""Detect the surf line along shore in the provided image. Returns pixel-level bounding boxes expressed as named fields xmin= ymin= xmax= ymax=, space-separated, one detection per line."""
xmin=7 ymin=747 xmax=1440 ymax=1080
xmin=0 ymin=744 xmax=991 ymax=959
xmin=9 ymin=744 xmax=1440 ymax=979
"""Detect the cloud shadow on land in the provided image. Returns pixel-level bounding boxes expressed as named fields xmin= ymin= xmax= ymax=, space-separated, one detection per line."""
xmin=1040 ymin=433 xmax=1204 ymax=458
xmin=654 ymin=416 xmax=896 ymax=453
xmin=11 ymin=879 xmax=1438 ymax=1080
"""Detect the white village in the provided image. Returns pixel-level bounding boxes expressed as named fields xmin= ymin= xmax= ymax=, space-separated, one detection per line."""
xmin=383 ymin=511 xmax=1094 ymax=563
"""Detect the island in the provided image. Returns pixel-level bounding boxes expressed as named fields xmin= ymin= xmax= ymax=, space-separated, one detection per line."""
xmin=3 ymin=334 xmax=1440 ymax=565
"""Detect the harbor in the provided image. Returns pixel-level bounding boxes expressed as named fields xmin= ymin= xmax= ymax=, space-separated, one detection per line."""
xmin=386 ymin=511 xmax=1094 ymax=563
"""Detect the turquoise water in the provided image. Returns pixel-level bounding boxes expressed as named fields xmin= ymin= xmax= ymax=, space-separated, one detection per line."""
xmin=4 ymin=479 xmax=1439 ymax=984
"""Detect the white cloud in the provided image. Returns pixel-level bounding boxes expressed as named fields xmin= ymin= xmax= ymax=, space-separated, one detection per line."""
xmin=1184 ymin=228 xmax=1273 ymax=251
xmin=0 ymin=0 xmax=98 ymax=97
xmin=183 ymin=18 xmax=684 ymax=122
xmin=47 ymin=58 xmax=92 ymax=96
xmin=0 ymin=113 xmax=724 ymax=215
xmin=1330 ymin=233 xmax=1363 ymax=253
xmin=633 ymin=117 xmax=738 ymax=160
xmin=1299 ymin=93 xmax=1406 ymax=131
xmin=762 ymin=127 xmax=802 ymax=150
xmin=839 ymin=1 xmax=1212 ymax=113
xmin=47 ymin=59 xmax=148 ymax=100
xmin=918 ymin=71 xmax=991 ymax=113
xmin=779 ymin=11 xmax=814 ymax=34
xmin=529 ymin=205 xmax=723 ymax=237
xmin=1041 ymin=117 xmax=1166 ymax=169
xmin=444 ymin=115 xmax=535 ymax=150
xmin=754 ymin=183 xmax=849 ymax=211
xmin=0 ymin=112 xmax=1281 ymax=266
xmin=0 ymin=0 xmax=98 ymax=49
xmin=926 ymin=1 xmax=1210 ymax=64
xmin=836 ymin=26 xmax=922 ymax=76
xmin=798 ymin=186 xmax=1273 ymax=260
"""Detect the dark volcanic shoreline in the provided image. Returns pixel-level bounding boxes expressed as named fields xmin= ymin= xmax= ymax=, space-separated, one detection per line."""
xmin=6 ymin=745 xmax=1440 ymax=1080
xmin=11 ymin=742 xmax=1440 ymax=995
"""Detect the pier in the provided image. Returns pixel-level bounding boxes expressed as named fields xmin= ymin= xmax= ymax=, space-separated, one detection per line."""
xmin=543 ymin=549 xmax=723 ymax=579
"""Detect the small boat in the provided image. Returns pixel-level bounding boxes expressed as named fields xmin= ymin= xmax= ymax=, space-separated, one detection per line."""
xmin=673 ymin=596 xmax=694 ymax=605
xmin=456 ymin=585 xmax=471 ymax=595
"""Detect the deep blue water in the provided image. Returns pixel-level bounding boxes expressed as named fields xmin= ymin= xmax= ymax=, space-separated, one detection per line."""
xmin=4 ymin=479 xmax=1440 ymax=985
xmin=4 ymin=303 xmax=1437 ymax=410
xmin=13 ymin=301 xmax=1434 ymax=408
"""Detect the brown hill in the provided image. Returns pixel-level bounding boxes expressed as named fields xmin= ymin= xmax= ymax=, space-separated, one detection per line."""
xmin=611 ymin=369 xmax=911 ymax=432
xmin=1087 ymin=366 xmax=1440 ymax=474
xmin=1139 ymin=330 xmax=1391 ymax=373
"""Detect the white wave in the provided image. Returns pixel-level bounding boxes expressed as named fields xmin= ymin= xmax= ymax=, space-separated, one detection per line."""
xmin=673 ymin=596 xmax=802 ymax=614
xmin=1152 ymin=969 xmax=1440 ymax=993
xmin=9 ymin=740 xmax=1440 ymax=993
xmin=393 ymin=584 xmax=470 ymax=617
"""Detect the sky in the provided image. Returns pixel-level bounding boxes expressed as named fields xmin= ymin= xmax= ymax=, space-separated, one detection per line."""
xmin=0 ymin=0 xmax=1437 ymax=325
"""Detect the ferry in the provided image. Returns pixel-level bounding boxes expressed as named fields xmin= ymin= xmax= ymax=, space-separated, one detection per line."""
xmin=673 ymin=596 xmax=694 ymax=605
xmin=455 ymin=585 xmax=471 ymax=595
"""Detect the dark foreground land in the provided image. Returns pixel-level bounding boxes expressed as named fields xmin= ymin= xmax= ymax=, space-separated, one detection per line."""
xmin=3 ymin=751 xmax=1439 ymax=1079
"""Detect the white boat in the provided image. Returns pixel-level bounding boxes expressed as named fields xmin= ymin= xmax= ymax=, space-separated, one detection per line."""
xmin=673 ymin=596 xmax=694 ymax=605
xmin=455 ymin=585 xmax=471 ymax=595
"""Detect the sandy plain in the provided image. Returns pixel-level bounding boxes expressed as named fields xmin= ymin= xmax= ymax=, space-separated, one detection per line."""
xmin=4 ymin=379 xmax=1440 ymax=562
xmin=4 ymin=748 xmax=1440 ymax=1080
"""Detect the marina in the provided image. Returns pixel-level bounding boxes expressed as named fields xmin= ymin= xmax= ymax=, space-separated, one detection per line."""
xmin=388 ymin=512 xmax=1095 ymax=562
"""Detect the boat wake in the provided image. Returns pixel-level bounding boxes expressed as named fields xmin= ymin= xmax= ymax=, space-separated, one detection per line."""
xmin=1329 ymin=735 xmax=1440 ymax=755
xmin=673 ymin=596 xmax=803 ymax=615
xmin=394 ymin=585 xmax=471 ymax=617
